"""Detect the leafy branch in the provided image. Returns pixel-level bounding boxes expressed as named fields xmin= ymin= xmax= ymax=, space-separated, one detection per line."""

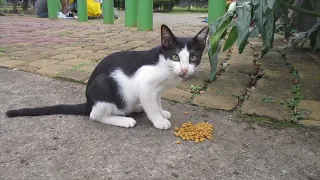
xmin=279 ymin=0 xmax=320 ymax=17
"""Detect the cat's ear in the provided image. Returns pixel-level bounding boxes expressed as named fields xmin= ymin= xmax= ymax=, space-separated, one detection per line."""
xmin=194 ymin=26 xmax=209 ymax=45
xmin=161 ymin=24 xmax=177 ymax=48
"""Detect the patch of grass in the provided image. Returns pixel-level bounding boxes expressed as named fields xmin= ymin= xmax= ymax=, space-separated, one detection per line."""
xmin=165 ymin=99 xmax=177 ymax=106
xmin=71 ymin=63 xmax=88 ymax=71
xmin=260 ymin=97 xmax=285 ymax=105
xmin=258 ymin=75 xmax=305 ymax=123
xmin=0 ymin=46 xmax=6 ymax=52
xmin=190 ymin=84 xmax=202 ymax=94
xmin=237 ymin=114 xmax=304 ymax=129
xmin=287 ymin=84 xmax=304 ymax=123
xmin=172 ymin=6 xmax=208 ymax=12
xmin=167 ymin=11 xmax=207 ymax=14
xmin=58 ymin=32 xmax=73 ymax=36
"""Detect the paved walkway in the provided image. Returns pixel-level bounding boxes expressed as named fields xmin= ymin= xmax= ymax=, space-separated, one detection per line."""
xmin=0 ymin=14 xmax=319 ymax=126
xmin=1 ymin=68 xmax=319 ymax=180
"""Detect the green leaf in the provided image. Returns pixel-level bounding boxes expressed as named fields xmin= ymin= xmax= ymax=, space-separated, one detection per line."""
xmin=209 ymin=17 xmax=233 ymax=57
xmin=261 ymin=10 xmax=275 ymax=57
xmin=249 ymin=26 xmax=259 ymax=38
xmin=267 ymin=0 xmax=277 ymax=9
xmin=208 ymin=17 xmax=232 ymax=81
xmin=209 ymin=42 xmax=221 ymax=81
xmin=223 ymin=25 xmax=238 ymax=51
xmin=235 ymin=2 xmax=252 ymax=53
xmin=253 ymin=0 xmax=276 ymax=58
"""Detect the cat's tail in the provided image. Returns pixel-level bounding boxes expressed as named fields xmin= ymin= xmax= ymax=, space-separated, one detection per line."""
xmin=5 ymin=103 xmax=89 ymax=117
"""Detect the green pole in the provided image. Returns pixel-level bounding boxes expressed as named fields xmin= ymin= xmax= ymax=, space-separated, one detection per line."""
xmin=47 ymin=0 xmax=59 ymax=19
xmin=77 ymin=0 xmax=88 ymax=22
xmin=103 ymin=0 xmax=114 ymax=24
xmin=137 ymin=0 xmax=153 ymax=31
xmin=125 ymin=0 xmax=137 ymax=27
xmin=208 ymin=0 xmax=226 ymax=24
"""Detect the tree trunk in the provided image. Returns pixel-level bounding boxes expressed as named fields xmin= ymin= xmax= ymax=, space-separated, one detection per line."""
xmin=188 ymin=0 xmax=192 ymax=11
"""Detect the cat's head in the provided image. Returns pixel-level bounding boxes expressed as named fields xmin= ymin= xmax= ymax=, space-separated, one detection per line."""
xmin=160 ymin=24 xmax=209 ymax=78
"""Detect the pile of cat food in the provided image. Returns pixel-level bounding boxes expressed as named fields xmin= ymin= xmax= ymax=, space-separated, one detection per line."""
xmin=174 ymin=121 xmax=214 ymax=144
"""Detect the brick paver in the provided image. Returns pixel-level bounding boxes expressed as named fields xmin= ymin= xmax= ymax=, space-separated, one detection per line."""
xmin=1 ymin=15 xmax=319 ymax=126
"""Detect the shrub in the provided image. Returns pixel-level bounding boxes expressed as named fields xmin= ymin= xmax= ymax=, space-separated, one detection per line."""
xmin=172 ymin=6 xmax=208 ymax=12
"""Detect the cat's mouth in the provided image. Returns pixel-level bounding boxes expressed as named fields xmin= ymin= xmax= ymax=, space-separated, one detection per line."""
xmin=179 ymin=75 xmax=187 ymax=78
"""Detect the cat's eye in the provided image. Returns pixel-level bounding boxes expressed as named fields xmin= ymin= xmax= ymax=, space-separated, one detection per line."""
xmin=190 ymin=55 xmax=197 ymax=62
xmin=172 ymin=55 xmax=179 ymax=61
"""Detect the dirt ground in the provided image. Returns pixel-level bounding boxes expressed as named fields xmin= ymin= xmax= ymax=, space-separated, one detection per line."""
xmin=0 ymin=68 xmax=319 ymax=180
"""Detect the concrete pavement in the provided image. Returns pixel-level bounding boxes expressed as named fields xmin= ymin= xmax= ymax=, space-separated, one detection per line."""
xmin=1 ymin=66 xmax=320 ymax=180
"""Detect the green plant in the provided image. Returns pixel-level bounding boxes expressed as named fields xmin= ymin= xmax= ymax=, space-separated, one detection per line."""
xmin=0 ymin=46 xmax=6 ymax=52
xmin=260 ymin=97 xmax=285 ymax=104
xmin=190 ymin=84 xmax=202 ymax=94
xmin=0 ymin=0 xmax=5 ymax=7
xmin=172 ymin=6 xmax=208 ymax=12
xmin=208 ymin=0 xmax=320 ymax=81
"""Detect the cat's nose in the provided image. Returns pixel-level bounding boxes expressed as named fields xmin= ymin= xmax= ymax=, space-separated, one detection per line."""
xmin=181 ymin=68 xmax=188 ymax=74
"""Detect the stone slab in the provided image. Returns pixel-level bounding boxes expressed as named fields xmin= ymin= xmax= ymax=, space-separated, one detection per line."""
xmin=57 ymin=70 xmax=91 ymax=82
xmin=208 ymin=72 xmax=251 ymax=97
xmin=37 ymin=64 xmax=73 ymax=76
xmin=285 ymin=52 xmax=315 ymax=64
xmin=68 ymin=50 xmax=95 ymax=56
xmin=241 ymin=95 xmax=291 ymax=121
xmin=78 ymin=53 xmax=107 ymax=61
xmin=192 ymin=92 xmax=238 ymax=111
xmin=252 ymin=77 xmax=293 ymax=101
xmin=0 ymin=60 xmax=28 ymax=68
xmin=263 ymin=69 xmax=292 ymax=80
xmin=293 ymin=63 xmax=320 ymax=81
xmin=177 ymin=78 xmax=206 ymax=91
xmin=162 ymin=88 xmax=193 ymax=103
xmin=227 ymin=54 xmax=255 ymax=74
xmin=300 ymin=79 xmax=320 ymax=101
xmin=77 ymin=63 xmax=97 ymax=73
xmin=16 ymin=66 xmax=39 ymax=72
xmin=59 ymin=59 xmax=93 ymax=66
xmin=50 ymin=54 xmax=78 ymax=61
xmin=298 ymin=100 xmax=320 ymax=120
xmin=27 ymin=59 xmax=60 ymax=68
xmin=299 ymin=120 xmax=320 ymax=127
xmin=13 ymin=54 xmax=49 ymax=62
xmin=7 ymin=50 xmax=35 ymax=57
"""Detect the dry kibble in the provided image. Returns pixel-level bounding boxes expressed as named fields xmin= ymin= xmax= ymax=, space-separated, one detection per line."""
xmin=173 ymin=121 xmax=214 ymax=143
xmin=176 ymin=141 xmax=181 ymax=144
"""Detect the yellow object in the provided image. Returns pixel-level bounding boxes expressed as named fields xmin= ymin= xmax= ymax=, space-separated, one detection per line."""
xmin=69 ymin=0 xmax=102 ymax=17
xmin=87 ymin=0 xmax=102 ymax=17
xmin=173 ymin=121 xmax=214 ymax=143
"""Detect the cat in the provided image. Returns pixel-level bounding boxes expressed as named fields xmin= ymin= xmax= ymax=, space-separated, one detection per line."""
xmin=6 ymin=24 xmax=209 ymax=130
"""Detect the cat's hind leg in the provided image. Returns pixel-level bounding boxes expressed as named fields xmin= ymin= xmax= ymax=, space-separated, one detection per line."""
xmin=90 ymin=102 xmax=136 ymax=128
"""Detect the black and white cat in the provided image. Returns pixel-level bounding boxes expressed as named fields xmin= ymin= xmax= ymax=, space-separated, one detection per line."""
xmin=6 ymin=24 xmax=209 ymax=130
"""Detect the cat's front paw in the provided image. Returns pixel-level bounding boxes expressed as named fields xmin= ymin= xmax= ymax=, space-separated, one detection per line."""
xmin=153 ymin=118 xmax=171 ymax=130
xmin=122 ymin=117 xmax=137 ymax=128
xmin=161 ymin=110 xmax=171 ymax=119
